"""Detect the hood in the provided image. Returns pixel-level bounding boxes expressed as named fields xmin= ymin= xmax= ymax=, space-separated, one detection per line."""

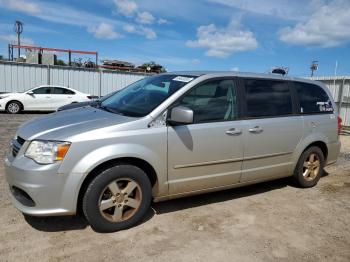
xmin=17 ymin=106 xmax=137 ymax=141
xmin=0 ymin=92 xmax=17 ymax=97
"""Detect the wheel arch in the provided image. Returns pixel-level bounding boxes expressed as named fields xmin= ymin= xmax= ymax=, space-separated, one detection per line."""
xmin=303 ymin=141 xmax=328 ymax=160
xmin=6 ymin=100 xmax=24 ymax=111
xmin=77 ymin=157 xmax=158 ymax=214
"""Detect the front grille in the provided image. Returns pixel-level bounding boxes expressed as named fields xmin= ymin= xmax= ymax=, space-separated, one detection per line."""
xmin=12 ymin=136 xmax=25 ymax=157
xmin=17 ymin=136 xmax=25 ymax=145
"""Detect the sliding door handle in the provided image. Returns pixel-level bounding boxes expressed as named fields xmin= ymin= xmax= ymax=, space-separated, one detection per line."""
xmin=226 ymin=128 xmax=242 ymax=136
xmin=249 ymin=126 xmax=263 ymax=133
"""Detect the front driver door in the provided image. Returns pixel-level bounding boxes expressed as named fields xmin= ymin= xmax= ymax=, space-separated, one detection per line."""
xmin=167 ymin=79 xmax=245 ymax=195
xmin=25 ymin=86 xmax=54 ymax=110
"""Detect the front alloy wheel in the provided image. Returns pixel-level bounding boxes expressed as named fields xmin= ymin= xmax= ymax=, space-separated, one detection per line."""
xmin=83 ymin=165 xmax=152 ymax=232
xmin=99 ymin=178 xmax=142 ymax=222
xmin=6 ymin=101 xmax=21 ymax=114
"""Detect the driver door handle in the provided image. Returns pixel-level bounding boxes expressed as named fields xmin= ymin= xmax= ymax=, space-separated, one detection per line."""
xmin=249 ymin=126 xmax=263 ymax=133
xmin=226 ymin=128 xmax=242 ymax=136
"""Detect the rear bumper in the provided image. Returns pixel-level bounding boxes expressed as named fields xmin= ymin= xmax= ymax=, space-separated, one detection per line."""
xmin=326 ymin=140 xmax=341 ymax=165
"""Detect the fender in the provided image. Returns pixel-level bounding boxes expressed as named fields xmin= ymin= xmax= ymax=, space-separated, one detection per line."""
xmin=290 ymin=131 xmax=329 ymax=173
xmin=66 ymin=142 xmax=167 ymax=191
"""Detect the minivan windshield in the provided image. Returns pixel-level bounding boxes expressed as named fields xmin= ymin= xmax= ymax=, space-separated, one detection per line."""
xmin=100 ymin=74 xmax=197 ymax=117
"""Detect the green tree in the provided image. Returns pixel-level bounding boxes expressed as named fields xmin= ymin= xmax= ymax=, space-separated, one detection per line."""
xmin=138 ymin=61 xmax=166 ymax=73
xmin=56 ymin=59 xmax=67 ymax=66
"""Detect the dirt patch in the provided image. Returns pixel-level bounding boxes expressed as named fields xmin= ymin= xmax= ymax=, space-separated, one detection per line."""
xmin=0 ymin=113 xmax=349 ymax=262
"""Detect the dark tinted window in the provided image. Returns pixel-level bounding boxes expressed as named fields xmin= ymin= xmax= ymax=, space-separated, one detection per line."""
xmin=294 ymin=82 xmax=333 ymax=114
xmin=53 ymin=87 xmax=75 ymax=95
xmin=177 ymin=79 xmax=237 ymax=123
xmin=245 ymin=79 xmax=292 ymax=117
xmin=32 ymin=86 xmax=52 ymax=94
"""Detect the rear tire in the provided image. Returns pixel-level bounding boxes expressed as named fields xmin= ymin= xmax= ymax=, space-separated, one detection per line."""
xmin=6 ymin=101 xmax=22 ymax=114
xmin=82 ymin=164 xmax=152 ymax=233
xmin=293 ymin=146 xmax=325 ymax=188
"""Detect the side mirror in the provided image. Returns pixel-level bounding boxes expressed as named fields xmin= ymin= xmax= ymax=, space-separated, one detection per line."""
xmin=168 ymin=106 xmax=193 ymax=125
xmin=27 ymin=91 xmax=34 ymax=95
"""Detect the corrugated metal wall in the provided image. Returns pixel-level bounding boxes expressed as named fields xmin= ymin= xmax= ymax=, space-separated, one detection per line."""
xmin=311 ymin=76 xmax=350 ymax=127
xmin=0 ymin=61 xmax=148 ymax=96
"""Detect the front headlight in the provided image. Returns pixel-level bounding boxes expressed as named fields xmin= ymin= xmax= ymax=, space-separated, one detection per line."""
xmin=0 ymin=95 xmax=9 ymax=99
xmin=25 ymin=140 xmax=71 ymax=164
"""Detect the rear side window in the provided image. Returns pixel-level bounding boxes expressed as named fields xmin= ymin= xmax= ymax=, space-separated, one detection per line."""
xmin=244 ymin=79 xmax=292 ymax=118
xmin=53 ymin=87 xmax=75 ymax=95
xmin=294 ymin=82 xmax=333 ymax=114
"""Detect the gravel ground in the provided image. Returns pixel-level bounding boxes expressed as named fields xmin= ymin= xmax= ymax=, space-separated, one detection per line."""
xmin=0 ymin=113 xmax=349 ymax=262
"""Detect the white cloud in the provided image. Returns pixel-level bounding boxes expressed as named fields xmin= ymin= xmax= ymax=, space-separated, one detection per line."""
xmin=122 ymin=24 xmax=156 ymax=39
xmin=207 ymin=0 xmax=318 ymax=21
xmin=230 ymin=67 xmax=239 ymax=71
xmin=88 ymin=22 xmax=120 ymax=39
xmin=136 ymin=11 xmax=155 ymax=25
xmin=186 ymin=19 xmax=258 ymax=58
xmin=123 ymin=24 xmax=136 ymax=33
xmin=279 ymin=0 xmax=350 ymax=47
xmin=114 ymin=0 xmax=138 ymax=17
xmin=0 ymin=0 xmax=40 ymax=15
xmin=191 ymin=59 xmax=200 ymax=64
xmin=0 ymin=0 xmax=126 ymax=40
xmin=0 ymin=34 xmax=34 ymax=45
xmin=158 ymin=18 xmax=168 ymax=25
xmin=140 ymin=27 xmax=157 ymax=39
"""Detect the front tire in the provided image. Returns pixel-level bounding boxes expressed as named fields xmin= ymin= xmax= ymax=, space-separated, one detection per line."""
xmin=82 ymin=164 xmax=152 ymax=233
xmin=293 ymin=146 xmax=325 ymax=188
xmin=6 ymin=101 xmax=22 ymax=114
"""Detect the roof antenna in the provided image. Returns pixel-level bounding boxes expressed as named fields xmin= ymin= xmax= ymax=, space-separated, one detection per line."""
xmin=270 ymin=66 xmax=289 ymax=76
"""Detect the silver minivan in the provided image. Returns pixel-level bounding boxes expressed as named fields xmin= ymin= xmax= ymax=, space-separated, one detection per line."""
xmin=4 ymin=72 xmax=341 ymax=232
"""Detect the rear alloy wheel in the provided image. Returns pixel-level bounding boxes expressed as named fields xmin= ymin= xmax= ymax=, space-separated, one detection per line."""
xmin=83 ymin=165 xmax=152 ymax=232
xmin=293 ymin=146 xmax=325 ymax=188
xmin=6 ymin=101 xmax=22 ymax=114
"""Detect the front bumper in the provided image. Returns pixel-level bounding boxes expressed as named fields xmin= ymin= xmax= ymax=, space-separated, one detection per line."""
xmin=4 ymin=149 xmax=82 ymax=216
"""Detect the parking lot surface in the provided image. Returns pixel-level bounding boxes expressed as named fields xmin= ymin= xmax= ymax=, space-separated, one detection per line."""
xmin=0 ymin=113 xmax=349 ymax=262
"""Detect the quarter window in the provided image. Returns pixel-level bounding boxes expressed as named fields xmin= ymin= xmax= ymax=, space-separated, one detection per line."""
xmin=294 ymin=82 xmax=333 ymax=114
xmin=177 ymin=79 xmax=237 ymax=123
xmin=244 ymin=79 xmax=292 ymax=118
xmin=53 ymin=87 xmax=75 ymax=95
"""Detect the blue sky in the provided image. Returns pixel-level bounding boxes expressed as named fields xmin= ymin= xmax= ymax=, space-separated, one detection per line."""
xmin=0 ymin=0 xmax=349 ymax=77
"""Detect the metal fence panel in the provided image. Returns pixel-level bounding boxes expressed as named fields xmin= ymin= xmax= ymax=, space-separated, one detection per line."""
xmin=0 ymin=62 xmax=48 ymax=92
xmin=311 ymin=76 xmax=350 ymax=127
xmin=0 ymin=61 xmax=148 ymax=96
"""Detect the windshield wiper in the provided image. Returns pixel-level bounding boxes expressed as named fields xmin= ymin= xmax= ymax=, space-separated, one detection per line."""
xmin=96 ymin=102 xmax=125 ymax=115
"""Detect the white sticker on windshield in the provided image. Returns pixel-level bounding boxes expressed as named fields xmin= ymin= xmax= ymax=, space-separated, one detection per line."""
xmin=173 ymin=76 xmax=194 ymax=83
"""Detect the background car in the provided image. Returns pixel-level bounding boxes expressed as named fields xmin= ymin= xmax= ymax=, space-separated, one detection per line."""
xmin=57 ymin=90 xmax=118 ymax=111
xmin=0 ymin=85 xmax=94 ymax=114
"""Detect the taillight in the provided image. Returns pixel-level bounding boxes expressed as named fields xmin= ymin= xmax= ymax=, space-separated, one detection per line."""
xmin=338 ymin=116 xmax=342 ymax=135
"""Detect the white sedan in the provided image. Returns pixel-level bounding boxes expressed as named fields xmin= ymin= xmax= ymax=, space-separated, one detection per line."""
xmin=0 ymin=85 xmax=94 ymax=114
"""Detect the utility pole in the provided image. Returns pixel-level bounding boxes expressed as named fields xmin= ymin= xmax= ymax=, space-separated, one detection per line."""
xmin=14 ymin=21 xmax=23 ymax=59
xmin=310 ymin=60 xmax=318 ymax=77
